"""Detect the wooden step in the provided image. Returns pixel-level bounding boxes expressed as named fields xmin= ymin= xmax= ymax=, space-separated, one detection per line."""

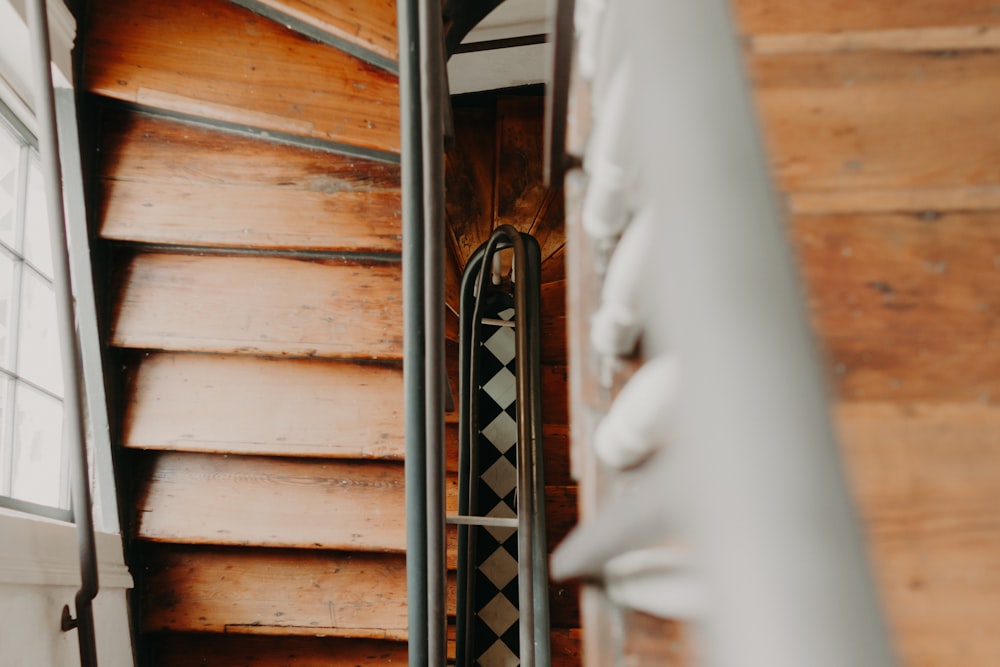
xmin=791 ymin=210 xmax=1000 ymax=402
xmin=146 ymin=629 xmax=583 ymax=666
xmin=734 ymin=0 xmax=1000 ymax=35
xmin=751 ymin=50 xmax=1000 ymax=199
xmin=84 ymin=0 xmax=400 ymax=154
xmin=231 ymin=0 xmax=398 ymax=69
xmin=111 ymin=252 xmax=402 ymax=360
xmin=123 ymin=352 xmax=403 ymax=459
xmin=146 ymin=634 xmax=407 ymax=666
xmin=98 ymin=109 xmax=401 ymax=253
xmin=134 ymin=452 xmax=417 ymax=551
xmin=141 ymin=545 xmax=413 ymax=637
xmin=134 ymin=450 xmax=576 ymax=556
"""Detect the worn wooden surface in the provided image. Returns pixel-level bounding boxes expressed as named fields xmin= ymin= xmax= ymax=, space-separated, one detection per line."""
xmin=734 ymin=0 xmax=1000 ymax=35
xmin=84 ymin=0 xmax=400 ymax=153
xmin=836 ymin=402 xmax=1000 ymax=665
xmin=134 ymin=452 xmax=415 ymax=551
xmin=445 ymin=104 xmax=497 ymax=263
xmin=751 ymin=51 xmax=1000 ymax=197
xmin=123 ymin=352 xmax=403 ymax=459
xmin=148 ymin=634 xmax=408 ymax=665
xmin=98 ymin=110 xmax=401 ymax=252
xmin=135 ymin=450 xmax=577 ymax=554
xmin=791 ymin=210 xmax=1000 ymax=403
xmin=248 ymin=0 xmax=398 ymax=64
xmin=111 ymin=252 xmax=402 ymax=359
xmin=147 ymin=633 xmax=409 ymax=665
xmin=141 ymin=546 xmax=411 ymax=637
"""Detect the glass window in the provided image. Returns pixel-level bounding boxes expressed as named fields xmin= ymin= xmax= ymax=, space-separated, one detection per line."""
xmin=0 ymin=102 xmax=67 ymax=516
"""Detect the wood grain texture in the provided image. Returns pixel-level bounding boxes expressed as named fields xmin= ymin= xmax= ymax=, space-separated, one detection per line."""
xmin=836 ymin=402 xmax=1000 ymax=666
xmin=84 ymin=0 xmax=399 ymax=153
xmin=734 ymin=0 xmax=1000 ymax=35
xmin=134 ymin=450 xmax=574 ymax=554
xmin=445 ymin=104 xmax=496 ymax=265
xmin=147 ymin=633 xmax=408 ymax=665
xmin=142 ymin=546 xmax=410 ymax=637
xmin=111 ymin=252 xmax=402 ymax=360
xmin=134 ymin=452 xmax=417 ymax=551
xmin=541 ymin=279 xmax=568 ymax=365
xmin=98 ymin=110 xmax=401 ymax=252
xmin=791 ymin=211 xmax=1000 ymax=402
xmin=750 ymin=25 xmax=1000 ymax=55
xmin=751 ymin=50 xmax=1000 ymax=197
xmin=249 ymin=0 xmax=398 ymax=63
xmin=495 ymin=96 xmax=546 ymax=230
xmin=123 ymin=352 xmax=403 ymax=459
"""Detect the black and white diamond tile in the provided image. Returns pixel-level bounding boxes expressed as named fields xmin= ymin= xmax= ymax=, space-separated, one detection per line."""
xmin=471 ymin=302 xmax=521 ymax=667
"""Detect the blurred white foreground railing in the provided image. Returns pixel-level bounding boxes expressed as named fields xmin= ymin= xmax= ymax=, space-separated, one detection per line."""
xmin=548 ymin=0 xmax=897 ymax=665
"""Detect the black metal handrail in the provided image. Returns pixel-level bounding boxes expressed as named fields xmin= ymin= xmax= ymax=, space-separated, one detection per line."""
xmin=25 ymin=1 xmax=99 ymax=666
xmin=455 ymin=226 xmax=550 ymax=667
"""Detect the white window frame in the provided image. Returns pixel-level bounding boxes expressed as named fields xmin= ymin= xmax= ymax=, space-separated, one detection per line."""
xmin=0 ymin=0 xmax=128 ymax=581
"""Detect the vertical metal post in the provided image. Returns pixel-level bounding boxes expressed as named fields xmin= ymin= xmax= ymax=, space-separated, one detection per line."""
xmin=397 ymin=0 xmax=428 ymax=662
xmin=25 ymin=1 xmax=99 ymax=665
xmin=418 ymin=0 xmax=447 ymax=663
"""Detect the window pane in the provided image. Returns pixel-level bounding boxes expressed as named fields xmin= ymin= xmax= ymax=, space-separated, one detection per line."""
xmin=10 ymin=381 xmax=64 ymax=508
xmin=17 ymin=268 xmax=63 ymax=395
xmin=0 ymin=253 xmax=14 ymax=371
xmin=23 ymin=158 xmax=53 ymax=278
xmin=0 ymin=128 xmax=18 ymax=248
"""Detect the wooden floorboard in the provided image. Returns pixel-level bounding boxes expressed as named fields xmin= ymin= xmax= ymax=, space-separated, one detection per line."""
xmin=111 ymin=252 xmax=402 ymax=360
xmin=146 ymin=633 xmax=408 ymax=666
xmin=141 ymin=545 xmax=410 ymax=637
xmin=134 ymin=451 xmax=576 ymax=555
xmin=837 ymin=402 xmax=1000 ymax=666
xmin=734 ymin=0 xmax=1000 ymax=35
xmin=122 ymin=352 xmax=403 ymax=459
xmin=98 ymin=109 xmax=401 ymax=252
xmin=791 ymin=210 xmax=1000 ymax=402
xmin=134 ymin=452 xmax=413 ymax=551
xmin=245 ymin=0 xmax=398 ymax=64
xmin=84 ymin=0 xmax=400 ymax=153
xmin=751 ymin=50 xmax=1000 ymax=196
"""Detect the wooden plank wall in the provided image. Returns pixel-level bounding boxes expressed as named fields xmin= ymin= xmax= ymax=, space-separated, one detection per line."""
xmin=733 ymin=2 xmax=1000 ymax=664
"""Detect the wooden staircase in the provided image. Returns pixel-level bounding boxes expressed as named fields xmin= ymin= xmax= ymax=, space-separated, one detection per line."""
xmin=83 ymin=0 xmax=408 ymax=662
xmin=80 ymin=0 xmax=580 ymax=663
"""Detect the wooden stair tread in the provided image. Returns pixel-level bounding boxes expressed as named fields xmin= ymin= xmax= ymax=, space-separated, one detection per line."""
xmin=146 ymin=634 xmax=407 ymax=666
xmin=239 ymin=0 xmax=398 ymax=65
xmin=145 ymin=629 xmax=583 ymax=665
xmin=123 ymin=352 xmax=403 ymax=459
xmin=84 ymin=0 xmax=400 ymax=154
xmin=111 ymin=252 xmax=402 ymax=360
xmin=751 ymin=50 xmax=1000 ymax=196
xmin=134 ymin=450 xmax=577 ymax=554
xmin=734 ymin=0 xmax=1000 ymax=35
xmin=135 ymin=451 xmax=416 ymax=550
xmin=98 ymin=109 xmax=401 ymax=253
xmin=791 ymin=210 xmax=1000 ymax=402
xmin=146 ymin=633 xmax=407 ymax=665
xmin=142 ymin=546 xmax=411 ymax=637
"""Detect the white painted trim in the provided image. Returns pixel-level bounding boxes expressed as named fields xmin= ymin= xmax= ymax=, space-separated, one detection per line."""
xmin=0 ymin=0 xmax=75 ymax=118
xmin=448 ymin=43 xmax=547 ymax=95
xmin=0 ymin=509 xmax=132 ymax=589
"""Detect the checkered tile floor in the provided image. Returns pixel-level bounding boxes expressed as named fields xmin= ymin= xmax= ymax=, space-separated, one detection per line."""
xmin=470 ymin=302 xmax=521 ymax=667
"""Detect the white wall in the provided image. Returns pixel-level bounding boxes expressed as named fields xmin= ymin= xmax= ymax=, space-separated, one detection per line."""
xmin=0 ymin=510 xmax=134 ymax=667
